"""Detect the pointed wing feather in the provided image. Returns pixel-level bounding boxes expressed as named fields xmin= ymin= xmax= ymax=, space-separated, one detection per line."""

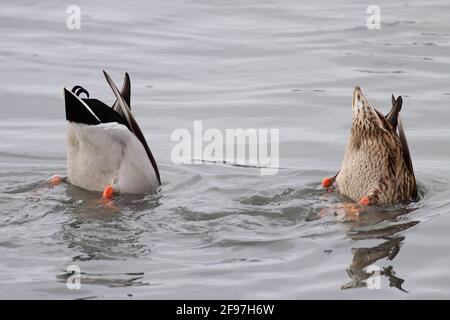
xmin=112 ymin=72 xmax=131 ymax=117
xmin=398 ymin=115 xmax=417 ymax=199
xmin=103 ymin=71 xmax=161 ymax=184
xmin=398 ymin=115 xmax=414 ymax=177
xmin=386 ymin=95 xmax=402 ymax=130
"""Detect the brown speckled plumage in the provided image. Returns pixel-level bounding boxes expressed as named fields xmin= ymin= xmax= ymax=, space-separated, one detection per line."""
xmin=335 ymin=86 xmax=417 ymax=205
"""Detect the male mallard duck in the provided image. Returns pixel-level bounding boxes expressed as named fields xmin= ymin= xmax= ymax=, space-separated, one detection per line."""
xmin=62 ymin=71 xmax=160 ymax=197
xmin=323 ymin=86 xmax=417 ymax=206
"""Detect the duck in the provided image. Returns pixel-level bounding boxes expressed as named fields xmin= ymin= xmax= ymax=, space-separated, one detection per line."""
xmin=62 ymin=71 xmax=160 ymax=197
xmin=322 ymin=86 xmax=417 ymax=206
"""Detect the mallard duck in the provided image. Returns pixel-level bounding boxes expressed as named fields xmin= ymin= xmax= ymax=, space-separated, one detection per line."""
xmin=62 ymin=71 xmax=160 ymax=197
xmin=323 ymin=86 xmax=417 ymax=205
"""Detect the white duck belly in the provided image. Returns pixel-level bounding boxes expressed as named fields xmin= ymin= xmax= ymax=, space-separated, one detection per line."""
xmin=67 ymin=122 xmax=159 ymax=194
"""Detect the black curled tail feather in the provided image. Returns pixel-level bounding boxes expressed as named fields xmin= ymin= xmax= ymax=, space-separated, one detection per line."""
xmin=71 ymin=85 xmax=90 ymax=99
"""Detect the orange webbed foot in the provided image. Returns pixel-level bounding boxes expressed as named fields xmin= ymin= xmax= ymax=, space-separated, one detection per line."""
xmin=318 ymin=202 xmax=368 ymax=222
xmin=338 ymin=203 xmax=361 ymax=222
xmin=48 ymin=175 xmax=62 ymax=187
xmin=96 ymin=185 xmax=117 ymax=211
xmin=102 ymin=185 xmax=114 ymax=200
xmin=358 ymin=196 xmax=370 ymax=206
xmin=321 ymin=177 xmax=338 ymax=193
xmin=321 ymin=172 xmax=340 ymax=191
xmin=322 ymin=177 xmax=333 ymax=188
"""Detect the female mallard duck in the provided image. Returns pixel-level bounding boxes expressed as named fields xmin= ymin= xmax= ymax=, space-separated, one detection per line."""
xmin=62 ymin=71 xmax=160 ymax=197
xmin=323 ymin=86 xmax=417 ymax=206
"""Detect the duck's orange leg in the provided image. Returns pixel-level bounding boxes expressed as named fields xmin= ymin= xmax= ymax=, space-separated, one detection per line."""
xmin=321 ymin=171 xmax=339 ymax=191
xmin=318 ymin=196 xmax=371 ymax=222
xmin=318 ymin=203 xmax=358 ymax=222
xmin=339 ymin=203 xmax=363 ymax=222
xmin=322 ymin=177 xmax=334 ymax=188
xmin=48 ymin=175 xmax=65 ymax=187
xmin=96 ymin=184 xmax=118 ymax=211
xmin=102 ymin=185 xmax=114 ymax=200
xmin=359 ymin=196 xmax=370 ymax=206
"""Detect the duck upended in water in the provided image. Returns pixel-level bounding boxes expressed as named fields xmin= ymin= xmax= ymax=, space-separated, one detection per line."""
xmin=63 ymin=71 xmax=160 ymax=196
xmin=323 ymin=86 xmax=417 ymax=205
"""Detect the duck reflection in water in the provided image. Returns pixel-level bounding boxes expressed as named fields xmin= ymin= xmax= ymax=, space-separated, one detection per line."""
xmin=341 ymin=207 xmax=419 ymax=292
xmin=55 ymin=184 xmax=161 ymax=290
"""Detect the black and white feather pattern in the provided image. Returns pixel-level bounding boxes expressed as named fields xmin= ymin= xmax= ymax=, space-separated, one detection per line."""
xmin=63 ymin=71 xmax=160 ymax=194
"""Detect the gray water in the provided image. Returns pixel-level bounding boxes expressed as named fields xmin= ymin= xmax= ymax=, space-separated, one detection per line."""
xmin=1 ymin=0 xmax=450 ymax=299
